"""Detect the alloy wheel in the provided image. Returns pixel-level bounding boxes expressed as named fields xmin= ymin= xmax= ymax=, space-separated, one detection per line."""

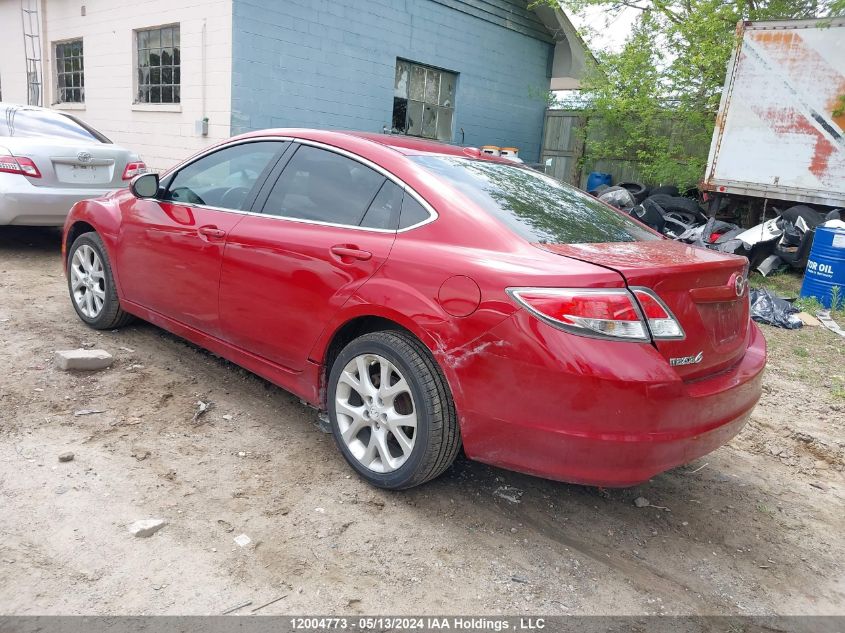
xmin=334 ymin=353 xmax=417 ymax=473
xmin=70 ymin=244 xmax=106 ymax=319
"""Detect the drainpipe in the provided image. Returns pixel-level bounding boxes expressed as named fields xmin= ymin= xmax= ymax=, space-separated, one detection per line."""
xmin=200 ymin=18 xmax=208 ymax=136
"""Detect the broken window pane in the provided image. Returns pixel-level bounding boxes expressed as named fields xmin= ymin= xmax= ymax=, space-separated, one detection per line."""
xmin=409 ymin=65 xmax=426 ymax=101
xmin=394 ymin=61 xmax=409 ymax=99
xmin=407 ymin=100 xmax=424 ymax=136
xmin=392 ymin=97 xmax=408 ymax=132
xmin=436 ymin=108 xmax=453 ymax=141
xmin=422 ymin=104 xmax=437 ymax=138
xmin=425 ymin=68 xmax=439 ymax=104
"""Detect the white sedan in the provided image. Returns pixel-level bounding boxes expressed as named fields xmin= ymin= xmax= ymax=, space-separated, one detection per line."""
xmin=0 ymin=103 xmax=145 ymax=226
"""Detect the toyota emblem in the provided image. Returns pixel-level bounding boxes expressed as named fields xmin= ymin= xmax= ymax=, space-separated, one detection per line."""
xmin=77 ymin=151 xmax=93 ymax=163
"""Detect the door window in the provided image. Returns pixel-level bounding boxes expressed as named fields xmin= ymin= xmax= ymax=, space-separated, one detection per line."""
xmin=163 ymin=141 xmax=282 ymax=210
xmin=261 ymin=145 xmax=386 ymax=227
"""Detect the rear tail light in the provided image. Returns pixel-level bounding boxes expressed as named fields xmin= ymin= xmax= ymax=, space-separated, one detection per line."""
xmin=507 ymin=287 xmax=685 ymax=342
xmin=507 ymin=287 xmax=649 ymax=341
xmin=0 ymin=155 xmax=41 ymax=178
xmin=122 ymin=161 xmax=147 ymax=180
xmin=631 ymin=288 xmax=685 ymax=339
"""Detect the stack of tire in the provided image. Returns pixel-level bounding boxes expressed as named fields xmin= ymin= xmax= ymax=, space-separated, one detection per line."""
xmin=589 ymin=182 xmax=707 ymax=226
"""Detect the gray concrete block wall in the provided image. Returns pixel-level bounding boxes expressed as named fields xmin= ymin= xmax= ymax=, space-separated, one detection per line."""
xmin=231 ymin=0 xmax=553 ymax=161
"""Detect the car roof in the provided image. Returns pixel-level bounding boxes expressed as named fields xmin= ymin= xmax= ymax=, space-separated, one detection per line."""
xmin=234 ymin=128 xmax=514 ymax=163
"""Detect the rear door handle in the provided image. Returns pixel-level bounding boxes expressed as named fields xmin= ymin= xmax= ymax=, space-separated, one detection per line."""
xmin=330 ymin=245 xmax=372 ymax=261
xmin=198 ymin=226 xmax=226 ymax=239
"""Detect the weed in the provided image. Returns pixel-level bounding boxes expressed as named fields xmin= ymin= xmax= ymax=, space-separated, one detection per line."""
xmin=792 ymin=347 xmax=810 ymax=358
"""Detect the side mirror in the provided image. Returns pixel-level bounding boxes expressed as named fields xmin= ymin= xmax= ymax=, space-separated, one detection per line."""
xmin=130 ymin=172 xmax=160 ymax=199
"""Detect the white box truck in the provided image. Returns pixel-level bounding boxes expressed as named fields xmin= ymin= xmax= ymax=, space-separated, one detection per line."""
xmin=703 ymin=18 xmax=845 ymax=210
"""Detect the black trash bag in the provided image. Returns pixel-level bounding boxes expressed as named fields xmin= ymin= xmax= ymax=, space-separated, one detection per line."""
xmin=749 ymin=288 xmax=803 ymax=329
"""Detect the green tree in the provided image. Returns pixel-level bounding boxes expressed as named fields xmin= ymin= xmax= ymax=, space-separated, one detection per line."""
xmin=549 ymin=0 xmax=838 ymax=188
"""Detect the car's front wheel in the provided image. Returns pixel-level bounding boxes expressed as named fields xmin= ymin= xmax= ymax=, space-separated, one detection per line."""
xmin=327 ymin=330 xmax=461 ymax=489
xmin=67 ymin=232 xmax=134 ymax=330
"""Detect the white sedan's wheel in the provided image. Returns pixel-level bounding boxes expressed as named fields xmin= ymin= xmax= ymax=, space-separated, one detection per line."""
xmin=328 ymin=331 xmax=461 ymax=489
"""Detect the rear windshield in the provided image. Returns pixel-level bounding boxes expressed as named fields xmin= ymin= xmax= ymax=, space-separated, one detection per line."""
xmin=0 ymin=107 xmax=110 ymax=143
xmin=411 ymin=156 xmax=659 ymax=244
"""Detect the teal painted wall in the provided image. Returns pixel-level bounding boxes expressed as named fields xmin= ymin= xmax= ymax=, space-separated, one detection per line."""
xmin=231 ymin=0 xmax=553 ymax=161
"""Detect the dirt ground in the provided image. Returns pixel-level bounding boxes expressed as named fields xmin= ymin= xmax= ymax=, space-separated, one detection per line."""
xmin=0 ymin=226 xmax=843 ymax=616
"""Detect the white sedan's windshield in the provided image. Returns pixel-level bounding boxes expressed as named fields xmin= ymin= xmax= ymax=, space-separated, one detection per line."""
xmin=412 ymin=156 xmax=659 ymax=244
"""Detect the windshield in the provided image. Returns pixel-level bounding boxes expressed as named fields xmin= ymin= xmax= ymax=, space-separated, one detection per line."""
xmin=411 ymin=156 xmax=659 ymax=244
xmin=0 ymin=106 xmax=110 ymax=143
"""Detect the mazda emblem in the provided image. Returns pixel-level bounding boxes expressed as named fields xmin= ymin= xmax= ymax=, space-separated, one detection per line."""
xmin=734 ymin=274 xmax=747 ymax=297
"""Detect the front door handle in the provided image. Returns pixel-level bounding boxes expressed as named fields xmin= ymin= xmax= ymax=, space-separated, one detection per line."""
xmin=330 ymin=245 xmax=372 ymax=261
xmin=198 ymin=226 xmax=226 ymax=239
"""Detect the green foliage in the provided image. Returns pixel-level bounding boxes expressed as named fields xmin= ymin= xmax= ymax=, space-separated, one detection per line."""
xmin=549 ymin=0 xmax=838 ymax=188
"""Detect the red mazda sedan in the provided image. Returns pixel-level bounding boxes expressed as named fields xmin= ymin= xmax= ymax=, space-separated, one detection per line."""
xmin=62 ymin=129 xmax=766 ymax=489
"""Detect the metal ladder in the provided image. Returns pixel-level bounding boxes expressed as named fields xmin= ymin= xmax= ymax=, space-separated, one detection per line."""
xmin=20 ymin=0 xmax=43 ymax=106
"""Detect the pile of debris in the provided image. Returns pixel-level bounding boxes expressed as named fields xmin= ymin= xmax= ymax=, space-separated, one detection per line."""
xmin=591 ymin=183 xmax=844 ymax=276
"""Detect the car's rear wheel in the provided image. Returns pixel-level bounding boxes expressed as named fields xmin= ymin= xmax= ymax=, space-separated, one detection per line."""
xmin=67 ymin=232 xmax=134 ymax=330
xmin=327 ymin=330 xmax=461 ymax=489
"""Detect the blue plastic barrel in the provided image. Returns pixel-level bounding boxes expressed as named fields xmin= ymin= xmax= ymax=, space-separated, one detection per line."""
xmin=586 ymin=172 xmax=612 ymax=192
xmin=800 ymin=226 xmax=845 ymax=309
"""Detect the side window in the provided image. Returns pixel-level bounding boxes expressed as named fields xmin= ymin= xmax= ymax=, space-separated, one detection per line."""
xmin=164 ymin=141 xmax=282 ymax=210
xmin=398 ymin=194 xmax=431 ymax=229
xmin=360 ymin=181 xmax=404 ymax=230
xmin=262 ymin=145 xmax=385 ymax=226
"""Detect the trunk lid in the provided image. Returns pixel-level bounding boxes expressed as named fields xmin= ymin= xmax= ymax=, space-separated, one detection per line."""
xmin=539 ymin=240 xmax=751 ymax=380
xmin=1 ymin=137 xmax=136 ymax=189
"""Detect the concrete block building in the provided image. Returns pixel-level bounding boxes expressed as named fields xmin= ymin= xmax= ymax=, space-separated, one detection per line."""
xmin=0 ymin=0 xmax=588 ymax=170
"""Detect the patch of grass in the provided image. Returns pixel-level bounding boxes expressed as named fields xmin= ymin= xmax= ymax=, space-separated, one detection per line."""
xmin=832 ymin=385 xmax=845 ymax=401
xmin=756 ymin=502 xmax=776 ymax=516
xmin=792 ymin=347 xmax=810 ymax=358
xmin=750 ymin=270 xmax=802 ymax=297
xmin=794 ymin=296 xmax=825 ymax=315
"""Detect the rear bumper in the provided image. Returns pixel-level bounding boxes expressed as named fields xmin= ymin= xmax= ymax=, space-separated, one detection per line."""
xmin=0 ymin=174 xmax=115 ymax=226
xmin=451 ymin=312 xmax=766 ymax=487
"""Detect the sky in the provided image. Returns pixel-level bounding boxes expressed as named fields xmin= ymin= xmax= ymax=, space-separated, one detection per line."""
xmin=567 ymin=4 xmax=641 ymax=54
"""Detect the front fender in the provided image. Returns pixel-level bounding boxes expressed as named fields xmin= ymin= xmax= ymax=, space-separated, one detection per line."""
xmin=62 ymin=191 xmax=126 ymax=292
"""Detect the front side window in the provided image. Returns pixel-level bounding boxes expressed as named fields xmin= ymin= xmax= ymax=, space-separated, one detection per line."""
xmin=163 ymin=141 xmax=283 ymax=210
xmin=136 ymin=25 xmax=180 ymax=104
xmin=261 ymin=145 xmax=388 ymax=227
xmin=411 ymin=156 xmax=660 ymax=244
xmin=55 ymin=39 xmax=84 ymax=103
xmin=392 ymin=60 xmax=456 ymax=142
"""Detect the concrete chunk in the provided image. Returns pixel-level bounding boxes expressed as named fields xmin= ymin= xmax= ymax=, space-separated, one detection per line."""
xmin=128 ymin=519 xmax=167 ymax=538
xmin=55 ymin=349 xmax=114 ymax=371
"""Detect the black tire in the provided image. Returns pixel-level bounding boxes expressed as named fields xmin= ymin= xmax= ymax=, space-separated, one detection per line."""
xmin=646 ymin=194 xmax=706 ymax=223
xmin=618 ymin=181 xmax=649 ymax=203
xmin=649 ymin=185 xmax=680 ymax=197
xmin=67 ymin=232 xmax=134 ymax=330
xmin=327 ymin=330 xmax=461 ymax=489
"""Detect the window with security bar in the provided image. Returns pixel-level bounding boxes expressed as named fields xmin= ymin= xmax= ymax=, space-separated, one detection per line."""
xmin=136 ymin=25 xmax=180 ymax=104
xmin=392 ymin=60 xmax=456 ymax=142
xmin=55 ymin=39 xmax=84 ymax=103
